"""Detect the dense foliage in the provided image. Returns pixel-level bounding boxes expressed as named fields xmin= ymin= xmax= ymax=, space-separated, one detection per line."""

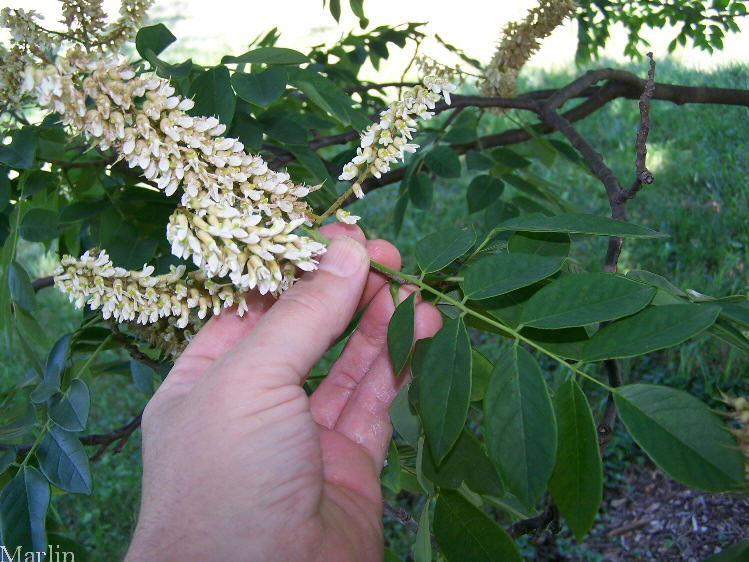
xmin=0 ymin=1 xmax=747 ymax=560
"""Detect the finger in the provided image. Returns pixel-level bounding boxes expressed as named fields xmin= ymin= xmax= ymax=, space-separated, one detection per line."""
xmin=319 ymin=223 xmax=401 ymax=309
xmin=360 ymin=238 xmax=401 ymax=306
xmin=160 ymin=293 xmax=274 ymax=393
xmin=319 ymin=222 xmax=365 ymax=244
xmin=333 ymin=300 xmax=442 ymax=467
xmin=220 ymin=235 xmax=371 ymax=387
xmin=309 ymin=284 xmax=419 ymax=429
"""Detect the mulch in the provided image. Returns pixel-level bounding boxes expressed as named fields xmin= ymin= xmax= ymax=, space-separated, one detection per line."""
xmin=535 ymin=462 xmax=749 ymax=561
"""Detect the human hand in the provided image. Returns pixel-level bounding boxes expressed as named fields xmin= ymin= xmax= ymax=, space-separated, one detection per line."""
xmin=124 ymin=225 xmax=442 ymax=562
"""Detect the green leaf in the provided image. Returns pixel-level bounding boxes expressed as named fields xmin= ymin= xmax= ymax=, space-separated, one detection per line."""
xmin=387 ymin=292 xmax=416 ymax=376
xmin=0 ymin=128 xmax=37 ymax=169
xmin=44 ymin=334 xmax=71 ymax=389
xmin=418 ymin=317 xmax=472 ymax=463
xmin=7 ymin=261 xmax=35 ymax=313
xmin=548 ymin=379 xmax=602 ymax=540
xmin=0 ymin=466 xmax=49 ymax=555
xmin=614 ymin=384 xmax=745 ymax=492
xmin=470 ymin=349 xmax=492 ymax=402
xmin=626 ymin=269 xmax=687 ymax=297
xmin=0 ymin=448 xmax=14 ymax=473
xmin=19 ymin=209 xmax=59 ymax=242
xmin=384 ymin=549 xmax=402 ymax=562
xmin=704 ymin=540 xmax=749 ymax=561
xmin=484 ymin=346 xmax=556 ymax=507
xmin=493 ymin=213 xmax=667 ymax=238
xmin=229 ymin=112 xmax=263 ymax=150
xmin=130 ymin=360 xmax=156 ymax=393
xmin=49 ymin=378 xmax=90 ymax=432
xmin=719 ymin=302 xmax=749 ymax=329
xmin=231 ymin=67 xmax=287 ymax=107
xmin=414 ymin=497 xmax=432 ymax=562
xmin=390 ymin=384 xmax=420 ymax=447
xmin=189 ymin=66 xmax=236 ymax=126
xmin=261 ymin=114 xmax=308 ymax=145
xmin=0 ymin=167 xmax=9 ymax=212
xmin=465 ymin=150 xmax=494 ymax=171
xmin=222 ymin=47 xmax=309 ymax=65
xmin=434 ymin=490 xmax=521 ymax=562
xmin=415 ymin=226 xmax=475 ymax=274
xmin=467 ymin=175 xmax=504 ymax=214
xmin=329 ymin=0 xmax=341 ymax=21
xmin=507 ymin=231 xmax=570 ymax=258
xmin=381 ymin=439 xmax=401 ymax=493
xmin=581 ymin=304 xmax=720 ymax=361
xmin=291 ymin=69 xmax=362 ymax=126
xmin=520 ymin=273 xmax=656 ymax=329
xmin=36 ymin=425 xmax=92 ymax=494
xmin=20 ymin=170 xmax=56 ymax=196
xmin=491 ymin=147 xmax=531 ymax=169
xmin=408 ymin=172 xmax=433 ymax=210
xmin=349 ymin=0 xmax=369 ymax=27
xmin=424 ymin=146 xmax=461 ymax=178
xmin=422 ymin=430 xmax=504 ymax=497
xmin=135 ymin=23 xmax=176 ymax=58
xmin=464 ymin=253 xmax=564 ymax=300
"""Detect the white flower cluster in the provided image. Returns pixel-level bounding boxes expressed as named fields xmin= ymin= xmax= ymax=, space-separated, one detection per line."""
xmin=55 ymin=249 xmax=249 ymax=329
xmin=337 ymin=76 xmax=456 ymax=199
xmin=24 ymin=49 xmax=326 ymax=299
xmin=0 ymin=1 xmax=152 ymax=116
xmin=480 ymin=0 xmax=574 ymax=100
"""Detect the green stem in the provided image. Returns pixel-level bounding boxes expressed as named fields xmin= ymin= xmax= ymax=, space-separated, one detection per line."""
xmin=73 ymin=334 xmax=112 ymax=380
xmin=17 ymin=421 xmax=50 ymax=472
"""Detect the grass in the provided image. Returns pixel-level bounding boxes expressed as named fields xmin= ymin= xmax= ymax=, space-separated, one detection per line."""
xmin=1 ymin=59 xmax=746 ymax=560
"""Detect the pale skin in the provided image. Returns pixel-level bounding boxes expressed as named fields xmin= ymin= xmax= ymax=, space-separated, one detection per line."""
xmin=125 ymin=224 xmax=442 ymax=562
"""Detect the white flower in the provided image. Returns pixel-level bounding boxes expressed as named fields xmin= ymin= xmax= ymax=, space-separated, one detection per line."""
xmin=335 ymin=209 xmax=361 ymax=225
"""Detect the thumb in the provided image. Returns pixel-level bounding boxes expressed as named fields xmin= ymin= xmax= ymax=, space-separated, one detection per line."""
xmin=228 ymin=235 xmax=370 ymax=385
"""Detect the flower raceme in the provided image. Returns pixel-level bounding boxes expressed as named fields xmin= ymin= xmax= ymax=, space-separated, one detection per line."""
xmin=480 ymin=0 xmax=574 ymax=100
xmin=337 ymin=76 xmax=456 ymax=198
xmin=25 ymin=49 xmax=326 ymax=298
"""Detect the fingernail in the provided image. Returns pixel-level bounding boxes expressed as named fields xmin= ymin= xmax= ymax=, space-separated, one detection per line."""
xmin=319 ymin=236 xmax=367 ymax=277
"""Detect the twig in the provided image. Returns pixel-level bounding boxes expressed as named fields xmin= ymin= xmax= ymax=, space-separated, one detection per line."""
xmin=606 ymin=518 xmax=650 ymax=538
xmin=508 ymin=503 xmax=559 ymax=539
xmin=32 ymin=276 xmax=54 ymax=292
xmin=619 ymin=53 xmax=656 ymax=202
xmin=109 ymin=321 xmax=162 ymax=371
xmin=88 ymin=411 xmax=143 ymax=462
xmin=383 ymin=501 xmax=439 ymax=551
xmin=598 ymin=359 xmax=622 ymax=451
xmin=1 ymin=410 xmax=143 ymax=459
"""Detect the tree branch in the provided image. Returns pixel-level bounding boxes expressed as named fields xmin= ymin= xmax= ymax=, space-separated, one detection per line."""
xmin=109 ymin=321 xmax=162 ymax=372
xmin=619 ymin=52 xmax=657 ymax=202
xmin=32 ymin=276 xmax=54 ymax=292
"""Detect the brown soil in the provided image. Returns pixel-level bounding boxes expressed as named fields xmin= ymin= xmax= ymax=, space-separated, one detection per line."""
xmin=535 ymin=463 xmax=749 ymax=561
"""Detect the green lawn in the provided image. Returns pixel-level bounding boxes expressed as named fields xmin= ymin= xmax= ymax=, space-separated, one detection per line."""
xmin=1 ymin=59 xmax=746 ymax=560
